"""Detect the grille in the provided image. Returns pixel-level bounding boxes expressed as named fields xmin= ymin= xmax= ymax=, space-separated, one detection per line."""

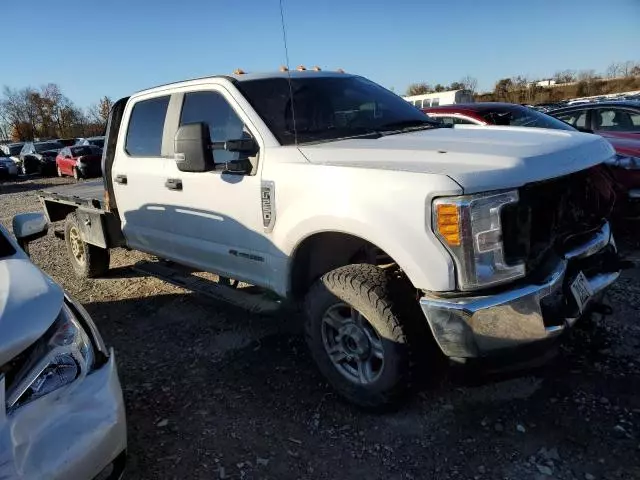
xmin=502 ymin=165 xmax=615 ymax=274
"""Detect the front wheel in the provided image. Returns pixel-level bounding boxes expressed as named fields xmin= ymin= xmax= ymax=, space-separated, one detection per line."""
xmin=64 ymin=212 xmax=110 ymax=278
xmin=304 ymin=264 xmax=422 ymax=409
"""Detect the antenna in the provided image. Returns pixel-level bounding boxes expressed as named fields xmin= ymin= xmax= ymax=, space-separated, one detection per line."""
xmin=279 ymin=0 xmax=297 ymax=145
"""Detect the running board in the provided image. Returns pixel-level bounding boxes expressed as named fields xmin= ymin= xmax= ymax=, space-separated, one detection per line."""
xmin=132 ymin=260 xmax=285 ymax=315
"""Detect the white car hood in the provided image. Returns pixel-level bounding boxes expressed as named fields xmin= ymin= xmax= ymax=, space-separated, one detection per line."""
xmin=298 ymin=126 xmax=616 ymax=193
xmin=0 ymin=244 xmax=63 ymax=366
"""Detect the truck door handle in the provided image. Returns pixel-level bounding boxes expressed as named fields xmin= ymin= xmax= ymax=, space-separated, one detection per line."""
xmin=165 ymin=178 xmax=182 ymax=191
xmin=115 ymin=174 xmax=127 ymax=185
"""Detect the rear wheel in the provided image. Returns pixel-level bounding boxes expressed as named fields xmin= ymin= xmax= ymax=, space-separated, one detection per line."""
xmin=304 ymin=264 xmax=423 ymax=409
xmin=64 ymin=212 xmax=110 ymax=278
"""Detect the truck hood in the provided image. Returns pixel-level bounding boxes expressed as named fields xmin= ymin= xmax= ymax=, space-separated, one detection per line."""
xmin=0 ymin=249 xmax=63 ymax=366
xmin=298 ymin=126 xmax=616 ymax=192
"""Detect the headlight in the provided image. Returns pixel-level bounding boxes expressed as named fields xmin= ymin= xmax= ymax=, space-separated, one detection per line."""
xmin=6 ymin=303 xmax=94 ymax=410
xmin=432 ymin=190 xmax=525 ymax=290
xmin=605 ymin=154 xmax=640 ymax=170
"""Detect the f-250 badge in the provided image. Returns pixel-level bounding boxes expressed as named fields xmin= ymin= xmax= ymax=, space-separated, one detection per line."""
xmin=261 ymin=181 xmax=275 ymax=232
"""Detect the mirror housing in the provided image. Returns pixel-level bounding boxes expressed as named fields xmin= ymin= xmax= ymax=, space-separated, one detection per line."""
xmin=13 ymin=212 xmax=48 ymax=255
xmin=174 ymin=123 xmax=214 ymax=172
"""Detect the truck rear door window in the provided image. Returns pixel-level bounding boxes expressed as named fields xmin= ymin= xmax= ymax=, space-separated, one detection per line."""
xmin=125 ymin=96 xmax=170 ymax=156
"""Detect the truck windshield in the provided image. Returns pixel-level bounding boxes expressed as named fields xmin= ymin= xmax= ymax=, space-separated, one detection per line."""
xmin=236 ymin=76 xmax=439 ymax=145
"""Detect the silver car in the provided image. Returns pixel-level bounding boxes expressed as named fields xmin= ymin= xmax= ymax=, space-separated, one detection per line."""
xmin=0 ymin=214 xmax=126 ymax=479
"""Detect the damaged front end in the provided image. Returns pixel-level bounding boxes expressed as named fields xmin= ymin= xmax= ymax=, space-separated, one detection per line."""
xmin=421 ymin=165 xmax=628 ymax=359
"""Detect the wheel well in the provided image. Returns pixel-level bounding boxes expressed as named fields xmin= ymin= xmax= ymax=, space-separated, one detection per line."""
xmin=289 ymin=232 xmax=400 ymax=300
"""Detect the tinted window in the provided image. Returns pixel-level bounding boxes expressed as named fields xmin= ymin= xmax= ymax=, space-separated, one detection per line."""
xmin=236 ymin=76 xmax=437 ymax=145
xmin=88 ymin=138 xmax=105 ymax=148
xmin=34 ymin=141 xmax=64 ymax=152
xmin=481 ymin=107 xmax=575 ymax=130
xmin=554 ymin=110 xmax=587 ymax=129
xmin=432 ymin=116 xmax=477 ymax=125
xmin=71 ymin=146 xmax=101 ymax=156
xmin=180 ymin=91 xmax=247 ymax=164
xmin=594 ymin=109 xmax=640 ymax=132
xmin=125 ymin=96 xmax=170 ymax=156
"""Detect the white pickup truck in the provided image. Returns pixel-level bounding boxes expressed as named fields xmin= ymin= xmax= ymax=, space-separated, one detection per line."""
xmin=33 ymin=70 xmax=622 ymax=408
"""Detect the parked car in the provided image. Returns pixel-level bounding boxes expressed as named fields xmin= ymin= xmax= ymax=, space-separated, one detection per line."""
xmin=76 ymin=136 xmax=105 ymax=148
xmin=56 ymin=145 xmax=103 ymax=179
xmin=56 ymin=138 xmax=80 ymax=147
xmin=0 ymin=142 xmax=25 ymax=165
xmin=548 ymin=101 xmax=640 ymax=139
xmin=423 ymin=102 xmax=576 ymax=130
xmin=19 ymin=140 xmax=65 ymax=175
xmin=548 ymin=102 xmax=640 ymax=214
xmin=1 ymin=214 xmax=126 ymax=479
xmin=33 ymin=70 xmax=621 ymax=408
xmin=0 ymin=155 xmax=19 ymax=178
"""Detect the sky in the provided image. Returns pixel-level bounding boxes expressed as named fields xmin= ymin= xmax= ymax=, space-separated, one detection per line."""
xmin=2 ymin=0 xmax=639 ymax=108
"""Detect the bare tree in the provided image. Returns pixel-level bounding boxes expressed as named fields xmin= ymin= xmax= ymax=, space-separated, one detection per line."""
xmin=619 ymin=60 xmax=638 ymax=77
xmin=553 ymin=70 xmax=576 ymax=84
xmin=406 ymin=83 xmax=432 ymax=96
xmin=606 ymin=62 xmax=622 ymax=79
xmin=459 ymin=75 xmax=478 ymax=93
xmin=1 ymin=87 xmax=39 ymax=140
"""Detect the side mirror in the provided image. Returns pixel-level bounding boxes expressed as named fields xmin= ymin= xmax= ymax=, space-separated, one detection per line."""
xmin=174 ymin=123 xmax=215 ymax=172
xmin=12 ymin=212 xmax=48 ymax=255
xmin=211 ymin=137 xmax=258 ymax=175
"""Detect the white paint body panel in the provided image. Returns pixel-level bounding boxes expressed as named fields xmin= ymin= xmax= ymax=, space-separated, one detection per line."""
xmin=111 ymin=74 xmax=616 ymax=297
xmin=0 ymin=224 xmax=126 ymax=479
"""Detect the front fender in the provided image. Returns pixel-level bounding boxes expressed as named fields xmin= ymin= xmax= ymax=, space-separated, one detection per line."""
xmin=269 ymin=165 xmax=462 ymax=293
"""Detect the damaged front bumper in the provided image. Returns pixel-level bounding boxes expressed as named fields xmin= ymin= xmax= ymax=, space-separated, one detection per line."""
xmin=0 ymin=298 xmax=127 ymax=480
xmin=420 ymin=223 xmax=620 ymax=358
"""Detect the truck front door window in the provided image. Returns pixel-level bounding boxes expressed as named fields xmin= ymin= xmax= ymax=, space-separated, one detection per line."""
xmin=180 ymin=91 xmax=247 ymax=166
xmin=125 ymin=96 xmax=170 ymax=156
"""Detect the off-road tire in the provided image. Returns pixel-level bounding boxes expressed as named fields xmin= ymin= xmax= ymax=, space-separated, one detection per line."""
xmin=64 ymin=212 xmax=110 ymax=278
xmin=304 ymin=263 xmax=424 ymax=410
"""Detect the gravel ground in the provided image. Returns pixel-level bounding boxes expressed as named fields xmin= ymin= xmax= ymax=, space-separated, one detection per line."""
xmin=1 ymin=176 xmax=640 ymax=480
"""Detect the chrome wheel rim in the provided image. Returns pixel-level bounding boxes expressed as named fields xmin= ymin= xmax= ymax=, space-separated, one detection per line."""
xmin=321 ymin=303 xmax=384 ymax=385
xmin=69 ymin=226 xmax=85 ymax=264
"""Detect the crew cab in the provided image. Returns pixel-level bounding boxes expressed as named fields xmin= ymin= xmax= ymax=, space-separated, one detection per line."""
xmin=29 ymin=70 xmax=623 ymax=408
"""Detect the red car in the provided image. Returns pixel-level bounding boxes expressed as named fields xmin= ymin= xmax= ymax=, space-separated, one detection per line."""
xmin=55 ymin=145 xmax=103 ymax=180
xmin=549 ymin=102 xmax=640 ymax=204
xmin=424 ymin=102 xmax=640 ymax=216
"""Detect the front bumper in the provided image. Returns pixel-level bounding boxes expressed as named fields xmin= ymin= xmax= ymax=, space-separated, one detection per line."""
xmin=420 ymin=223 xmax=620 ymax=358
xmin=0 ymin=299 xmax=127 ymax=480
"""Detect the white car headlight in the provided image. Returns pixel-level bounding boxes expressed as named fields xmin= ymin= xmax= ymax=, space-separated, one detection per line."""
xmin=432 ymin=190 xmax=525 ymax=291
xmin=6 ymin=303 xmax=94 ymax=410
xmin=606 ymin=154 xmax=640 ymax=170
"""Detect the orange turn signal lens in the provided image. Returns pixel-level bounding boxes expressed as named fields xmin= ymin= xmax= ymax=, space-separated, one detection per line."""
xmin=436 ymin=204 xmax=461 ymax=246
